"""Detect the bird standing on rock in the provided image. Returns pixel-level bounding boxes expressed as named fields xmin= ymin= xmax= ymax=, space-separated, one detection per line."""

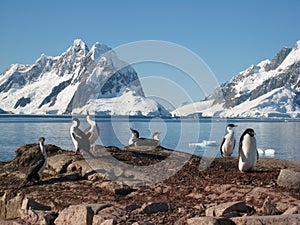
xmin=22 ymin=137 xmax=47 ymax=186
xmin=220 ymin=124 xmax=238 ymax=157
xmin=238 ymin=128 xmax=259 ymax=172
xmin=84 ymin=111 xmax=100 ymax=150
xmin=70 ymin=118 xmax=90 ymax=155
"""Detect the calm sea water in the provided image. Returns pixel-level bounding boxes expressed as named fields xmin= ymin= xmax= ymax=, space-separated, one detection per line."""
xmin=0 ymin=115 xmax=299 ymax=161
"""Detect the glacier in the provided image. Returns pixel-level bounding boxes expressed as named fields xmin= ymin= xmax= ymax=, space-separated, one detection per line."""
xmin=173 ymin=40 xmax=300 ymax=118
xmin=0 ymin=39 xmax=170 ymax=116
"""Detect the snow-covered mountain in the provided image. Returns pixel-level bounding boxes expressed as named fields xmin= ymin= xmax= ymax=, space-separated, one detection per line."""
xmin=0 ymin=39 xmax=169 ymax=116
xmin=173 ymin=40 xmax=300 ymax=118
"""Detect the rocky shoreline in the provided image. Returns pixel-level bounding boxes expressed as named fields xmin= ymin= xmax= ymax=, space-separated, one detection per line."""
xmin=0 ymin=143 xmax=299 ymax=225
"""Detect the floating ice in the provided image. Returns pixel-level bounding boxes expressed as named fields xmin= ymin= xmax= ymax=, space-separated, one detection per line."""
xmin=189 ymin=140 xmax=218 ymax=148
xmin=264 ymin=149 xmax=276 ymax=156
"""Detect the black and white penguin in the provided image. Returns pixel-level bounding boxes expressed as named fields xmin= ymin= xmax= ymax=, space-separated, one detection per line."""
xmin=70 ymin=118 xmax=90 ymax=155
xmin=220 ymin=124 xmax=238 ymax=157
xmin=238 ymin=128 xmax=259 ymax=172
xmin=129 ymin=128 xmax=139 ymax=145
xmin=23 ymin=137 xmax=47 ymax=185
xmin=129 ymin=128 xmax=160 ymax=147
xmin=84 ymin=111 xmax=100 ymax=146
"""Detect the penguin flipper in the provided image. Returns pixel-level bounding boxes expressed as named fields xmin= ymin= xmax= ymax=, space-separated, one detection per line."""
xmin=233 ymin=138 xmax=236 ymax=150
xmin=220 ymin=137 xmax=225 ymax=156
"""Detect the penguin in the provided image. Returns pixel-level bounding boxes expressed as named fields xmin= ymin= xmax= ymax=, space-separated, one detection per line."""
xmin=70 ymin=118 xmax=90 ymax=155
xmin=129 ymin=128 xmax=139 ymax=145
xmin=84 ymin=110 xmax=100 ymax=147
xmin=129 ymin=128 xmax=160 ymax=147
xmin=23 ymin=137 xmax=47 ymax=185
xmin=220 ymin=124 xmax=238 ymax=157
xmin=238 ymin=128 xmax=259 ymax=172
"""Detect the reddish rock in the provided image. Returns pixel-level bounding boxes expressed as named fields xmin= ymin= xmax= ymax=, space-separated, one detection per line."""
xmin=19 ymin=209 xmax=57 ymax=225
xmin=257 ymin=196 xmax=279 ymax=215
xmin=231 ymin=214 xmax=300 ymax=225
xmin=187 ymin=217 xmax=219 ymax=225
xmin=55 ymin=204 xmax=94 ymax=225
xmin=92 ymin=216 xmax=117 ymax=225
xmin=21 ymin=198 xmax=51 ymax=211
xmin=277 ymin=169 xmax=300 ymax=190
xmin=187 ymin=217 xmax=234 ymax=225
xmin=283 ymin=206 xmax=300 ymax=215
xmin=140 ymin=202 xmax=175 ymax=214
xmin=205 ymin=201 xmax=251 ymax=217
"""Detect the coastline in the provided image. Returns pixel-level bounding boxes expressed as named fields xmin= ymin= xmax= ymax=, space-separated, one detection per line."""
xmin=0 ymin=143 xmax=299 ymax=224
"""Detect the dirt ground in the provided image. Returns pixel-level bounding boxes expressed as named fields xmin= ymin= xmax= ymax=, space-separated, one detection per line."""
xmin=1 ymin=144 xmax=299 ymax=224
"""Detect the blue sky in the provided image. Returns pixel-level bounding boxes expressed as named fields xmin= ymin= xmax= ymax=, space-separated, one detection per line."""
xmin=0 ymin=0 xmax=299 ymax=103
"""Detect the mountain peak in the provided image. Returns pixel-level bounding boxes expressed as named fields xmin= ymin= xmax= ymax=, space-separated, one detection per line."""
xmin=265 ymin=47 xmax=292 ymax=71
xmin=0 ymin=39 xmax=169 ymax=116
xmin=174 ymin=39 xmax=300 ymax=118
xmin=72 ymin=39 xmax=88 ymax=49
xmin=89 ymin=42 xmax=112 ymax=61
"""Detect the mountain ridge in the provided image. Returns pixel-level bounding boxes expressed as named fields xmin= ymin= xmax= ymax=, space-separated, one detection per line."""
xmin=173 ymin=40 xmax=300 ymax=118
xmin=0 ymin=39 xmax=169 ymax=116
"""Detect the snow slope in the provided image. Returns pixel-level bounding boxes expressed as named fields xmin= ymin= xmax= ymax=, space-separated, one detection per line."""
xmin=0 ymin=39 xmax=169 ymax=116
xmin=174 ymin=40 xmax=300 ymax=118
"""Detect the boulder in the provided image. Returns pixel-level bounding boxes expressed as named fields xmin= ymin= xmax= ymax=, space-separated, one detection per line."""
xmin=0 ymin=219 xmax=24 ymax=224
xmin=257 ymin=196 xmax=279 ymax=215
xmin=139 ymin=202 xmax=176 ymax=214
xmin=21 ymin=198 xmax=51 ymax=211
xmin=277 ymin=169 xmax=300 ymax=190
xmin=283 ymin=206 xmax=300 ymax=215
xmin=67 ymin=160 xmax=94 ymax=177
xmin=205 ymin=201 xmax=251 ymax=217
xmin=19 ymin=209 xmax=57 ymax=225
xmin=92 ymin=205 xmax=124 ymax=225
xmin=96 ymin=181 xmax=133 ymax=195
xmin=187 ymin=217 xmax=234 ymax=225
xmin=95 ymin=218 xmax=117 ymax=225
xmin=92 ymin=215 xmax=116 ymax=225
xmin=47 ymin=154 xmax=74 ymax=174
xmin=0 ymin=192 xmax=24 ymax=219
xmin=231 ymin=214 xmax=300 ymax=225
xmin=55 ymin=204 xmax=94 ymax=225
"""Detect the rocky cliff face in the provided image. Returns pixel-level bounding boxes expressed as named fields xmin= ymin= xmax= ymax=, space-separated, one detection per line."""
xmin=0 ymin=40 xmax=169 ymax=116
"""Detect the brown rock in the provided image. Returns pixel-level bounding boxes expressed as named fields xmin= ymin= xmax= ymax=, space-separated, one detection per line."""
xmin=0 ymin=219 xmax=24 ymax=224
xmin=55 ymin=204 xmax=94 ymax=225
xmin=96 ymin=181 xmax=133 ymax=195
xmin=187 ymin=217 xmax=219 ymax=225
xmin=99 ymin=219 xmax=117 ymax=225
xmin=277 ymin=169 xmax=300 ymax=190
xmin=205 ymin=201 xmax=251 ymax=217
xmin=140 ymin=202 xmax=175 ymax=214
xmin=67 ymin=160 xmax=94 ymax=177
xmin=283 ymin=206 xmax=300 ymax=215
xmin=92 ymin=215 xmax=117 ymax=225
xmin=96 ymin=206 xmax=124 ymax=219
xmin=231 ymin=214 xmax=300 ymax=225
xmin=21 ymin=198 xmax=51 ymax=211
xmin=187 ymin=217 xmax=234 ymax=225
xmin=0 ymin=192 xmax=24 ymax=219
xmin=257 ymin=196 xmax=279 ymax=215
xmin=47 ymin=154 xmax=73 ymax=174
xmin=19 ymin=209 xmax=57 ymax=225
